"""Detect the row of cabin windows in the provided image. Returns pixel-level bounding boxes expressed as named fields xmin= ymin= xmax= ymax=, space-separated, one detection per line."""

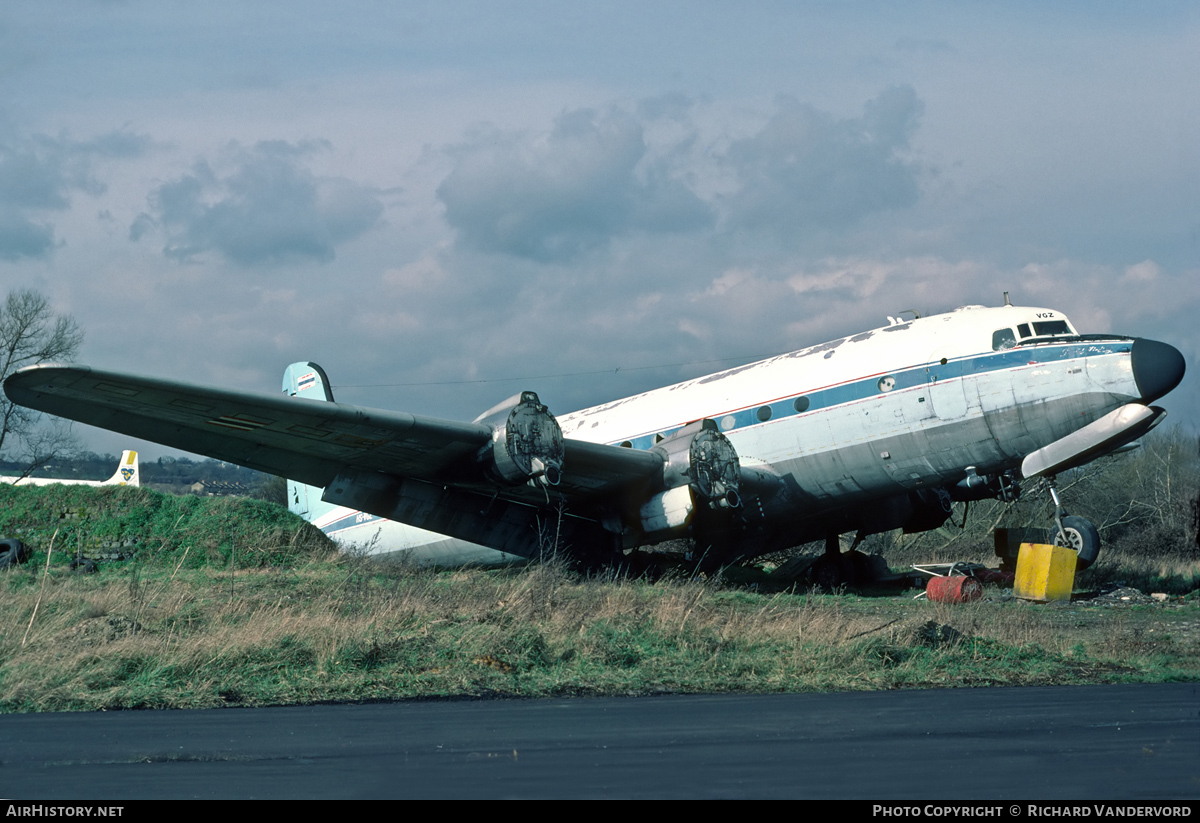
xmin=992 ymin=319 xmax=1072 ymax=351
xmin=629 ymin=319 xmax=1076 ymax=445
xmin=623 ymin=394 xmax=814 ymax=445
xmin=629 ymin=319 xmax=1075 ymax=443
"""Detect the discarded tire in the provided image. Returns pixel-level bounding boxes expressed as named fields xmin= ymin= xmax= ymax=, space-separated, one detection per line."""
xmin=926 ymin=574 xmax=982 ymax=603
xmin=70 ymin=557 xmax=98 ymax=574
xmin=0 ymin=538 xmax=30 ymax=569
xmin=1051 ymin=515 xmax=1101 ymax=571
xmin=811 ymin=553 xmax=859 ymax=590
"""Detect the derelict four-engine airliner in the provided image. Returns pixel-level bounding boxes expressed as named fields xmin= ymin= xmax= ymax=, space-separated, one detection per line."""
xmin=2 ymin=299 xmax=1186 ymax=579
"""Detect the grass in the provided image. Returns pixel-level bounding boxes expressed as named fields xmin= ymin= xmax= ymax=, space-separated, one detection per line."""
xmin=0 ymin=482 xmax=330 ymax=570
xmin=1 ymin=485 xmax=1197 ymax=712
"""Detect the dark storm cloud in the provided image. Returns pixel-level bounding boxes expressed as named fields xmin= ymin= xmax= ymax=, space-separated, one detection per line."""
xmin=437 ymin=107 xmax=713 ymax=262
xmin=724 ymin=86 xmax=924 ymax=241
xmin=136 ymin=140 xmax=384 ymax=266
xmin=0 ymin=129 xmax=150 ymax=260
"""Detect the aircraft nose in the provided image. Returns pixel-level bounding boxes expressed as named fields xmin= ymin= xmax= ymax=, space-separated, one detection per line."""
xmin=1131 ymin=338 xmax=1186 ymax=403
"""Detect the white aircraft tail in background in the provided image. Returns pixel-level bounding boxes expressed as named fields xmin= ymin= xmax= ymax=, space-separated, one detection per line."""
xmin=0 ymin=450 xmax=139 ymax=487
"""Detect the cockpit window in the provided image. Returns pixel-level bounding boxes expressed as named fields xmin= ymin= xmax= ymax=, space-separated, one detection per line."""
xmin=1032 ymin=320 xmax=1071 ymax=336
xmin=1017 ymin=323 xmax=1031 ymax=338
xmin=992 ymin=328 xmax=1017 ymax=351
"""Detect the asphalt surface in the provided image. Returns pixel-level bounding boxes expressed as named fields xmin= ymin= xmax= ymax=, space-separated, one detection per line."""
xmin=1 ymin=684 xmax=1197 ymax=799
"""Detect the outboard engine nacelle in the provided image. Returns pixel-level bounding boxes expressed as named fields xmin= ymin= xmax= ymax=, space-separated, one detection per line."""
xmin=902 ymin=487 xmax=954 ymax=534
xmin=474 ymin=391 xmax=564 ymax=486
xmin=638 ymin=419 xmax=741 ymax=540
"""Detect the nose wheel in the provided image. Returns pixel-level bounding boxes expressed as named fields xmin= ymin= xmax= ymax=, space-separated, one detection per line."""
xmin=1048 ymin=482 xmax=1100 ymax=570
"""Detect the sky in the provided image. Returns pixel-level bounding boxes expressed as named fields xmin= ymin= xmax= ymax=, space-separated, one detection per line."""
xmin=2 ymin=1 xmax=1198 ymax=460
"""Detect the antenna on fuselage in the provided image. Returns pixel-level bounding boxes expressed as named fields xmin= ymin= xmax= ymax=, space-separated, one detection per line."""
xmin=1003 ymin=291 xmax=1012 ymax=307
xmin=896 ymin=309 xmax=921 ymax=321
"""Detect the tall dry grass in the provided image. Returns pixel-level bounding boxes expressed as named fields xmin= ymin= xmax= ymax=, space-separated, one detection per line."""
xmin=3 ymin=446 xmax=1198 ymax=713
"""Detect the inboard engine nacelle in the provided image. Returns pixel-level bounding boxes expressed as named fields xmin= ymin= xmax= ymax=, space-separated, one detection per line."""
xmin=639 ymin=419 xmax=741 ymax=539
xmin=474 ymin=390 xmax=564 ymax=486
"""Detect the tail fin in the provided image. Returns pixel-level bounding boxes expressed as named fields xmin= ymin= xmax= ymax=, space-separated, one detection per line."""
xmin=282 ymin=362 xmax=333 ymax=521
xmin=103 ymin=450 xmax=139 ymax=486
xmin=282 ymin=362 xmax=335 ymax=401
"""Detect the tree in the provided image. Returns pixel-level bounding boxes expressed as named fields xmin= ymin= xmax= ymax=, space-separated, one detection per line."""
xmin=0 ymin=289 xmax=84 ymax=475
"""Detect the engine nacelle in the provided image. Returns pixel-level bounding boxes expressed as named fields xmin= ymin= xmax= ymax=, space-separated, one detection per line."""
xmin=638 ymin=419 xmax=741 ymax=540
xmin=901 ymin=487 xmax=954 ymax=534
xmin=474 ymin=391 xmax=564 ymax=486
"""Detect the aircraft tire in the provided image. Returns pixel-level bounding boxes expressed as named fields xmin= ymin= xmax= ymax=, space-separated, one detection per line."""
xmin=812 ymin=553 xmax=859 ymax=591
xmin=1052 ymin=516 xmax=1100 ymax=571
xmin=0 ymin=538 xmax=29 ymax=569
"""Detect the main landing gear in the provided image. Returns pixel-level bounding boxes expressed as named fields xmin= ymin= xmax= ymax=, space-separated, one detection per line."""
xmin=810 ymin=532 xmax=858 ymax=590
xmin=809 ymin=531 xmax=889 ymax=591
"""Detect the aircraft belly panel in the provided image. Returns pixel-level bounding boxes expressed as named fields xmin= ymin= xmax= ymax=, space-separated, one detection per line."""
xmin=324 ymin=515 xmax=518 ymax=566
xmin=775 ymin=398 xmax=945 ymax=500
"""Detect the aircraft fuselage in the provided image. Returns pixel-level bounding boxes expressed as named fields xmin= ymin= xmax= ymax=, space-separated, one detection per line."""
xmin=314 ymin=303 xmax=1180 ymax=563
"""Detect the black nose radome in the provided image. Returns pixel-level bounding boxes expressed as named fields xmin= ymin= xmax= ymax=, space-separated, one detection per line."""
xmin=1131 ymin=338 xmax=1186 ymax=403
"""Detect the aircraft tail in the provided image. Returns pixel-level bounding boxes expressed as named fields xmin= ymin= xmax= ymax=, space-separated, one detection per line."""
xmin=282 ymin=362 xmax=334 ymax=521
xmin=282 ymin=361 xmax=335 ymax=402
xmin=102 ymin=450 xmax=139 ymax=486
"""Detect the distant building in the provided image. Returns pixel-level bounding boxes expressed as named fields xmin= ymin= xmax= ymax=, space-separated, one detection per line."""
xmin=189 ymin=480 xmax=250 ymax=497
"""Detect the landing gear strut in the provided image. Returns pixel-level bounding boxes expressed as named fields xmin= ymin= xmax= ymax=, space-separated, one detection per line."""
xmin=809 ymin=531 xmax=890 ymax=591
xmin=810 ymin=534 xmax=856 ymax=590
xmin=1047 ymin=480 xmax=1100 ymax=570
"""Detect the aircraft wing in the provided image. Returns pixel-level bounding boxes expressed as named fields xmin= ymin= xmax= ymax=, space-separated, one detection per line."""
xmin=3 ymin=365 xmax=663 ymax=508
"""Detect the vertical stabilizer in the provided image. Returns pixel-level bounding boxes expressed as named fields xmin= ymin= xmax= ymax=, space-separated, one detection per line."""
xmin=282 ymin=362 xmax=335 ymax=401
xmin=103 ymin=450 xmax=139 ymax=486
xmin=282 ymin=361 xmax=334 ymax=520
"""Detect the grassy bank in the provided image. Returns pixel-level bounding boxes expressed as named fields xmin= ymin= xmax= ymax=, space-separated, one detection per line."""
xmin=0 ymin=482 xmax=331 ymax=569
xmin=2 ymin=485 xmax=1198 ymax=712
xmin=2 ymin=484 xmax=1198 ymax=712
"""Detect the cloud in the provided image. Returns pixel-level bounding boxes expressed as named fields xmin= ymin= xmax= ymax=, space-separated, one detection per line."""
xmin=136 ymin=140 xmax=384 ymax=266
xmin=1123 ymin=260 xmax=1160 ymax=283
xmin=437 ymin=107 xmax=712 ymax=262
xmin=0 ymin=129 xmax=149 ymax=260
xmin=723 ymin=86 xmax=924 ymax=242
xmin=0 ymin=211 xmax=54 ymax=260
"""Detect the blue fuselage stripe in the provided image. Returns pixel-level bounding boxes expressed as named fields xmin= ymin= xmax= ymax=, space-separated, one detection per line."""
xmin=612 ymin=340 xmax=1131 ymax=450
xmin=321 ymin=511 xmax=383 ymax=534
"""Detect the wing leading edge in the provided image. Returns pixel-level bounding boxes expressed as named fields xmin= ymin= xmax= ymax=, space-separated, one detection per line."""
xmin=3 ymin=364 xmax=664 ymax=519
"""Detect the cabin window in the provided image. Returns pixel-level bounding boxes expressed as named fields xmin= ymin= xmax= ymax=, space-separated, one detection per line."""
xmin=991 ymin=328 xmax=1017 ymax=351
xmin=720 ymin=415 xmax=736 ymax=431
xmin=793 ymin=396 xmax=810 ymax=413
xmin=1017 ymin=323 xmax=1031 ymax=338
xmin=756 ymin=405 xmax=772 ymax=422
xmin=1033 ymin=320 xmax=1071 ymax=336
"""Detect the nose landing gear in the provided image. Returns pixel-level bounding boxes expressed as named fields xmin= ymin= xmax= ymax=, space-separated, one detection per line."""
xmin=1048 ymin=482 xmax=1100 ymax=570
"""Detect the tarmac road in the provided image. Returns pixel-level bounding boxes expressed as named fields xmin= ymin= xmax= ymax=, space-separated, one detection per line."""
xmin=1 ymin=683 xmax=1197 ymax=799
